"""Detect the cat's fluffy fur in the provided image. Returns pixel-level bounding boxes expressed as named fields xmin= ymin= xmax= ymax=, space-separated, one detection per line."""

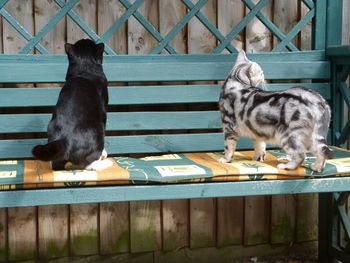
xmin=219 ymin=50 xmax=332 ymax=172
xmin=32 ymin=39 xmax=112 ymax=171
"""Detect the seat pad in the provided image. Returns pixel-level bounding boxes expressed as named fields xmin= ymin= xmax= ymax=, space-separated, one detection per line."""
xmin=1 ymin=146 xmax=350 ymax=190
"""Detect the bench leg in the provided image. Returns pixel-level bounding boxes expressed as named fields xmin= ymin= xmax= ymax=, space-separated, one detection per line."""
xmin=319 ymin=192 xmax=350 ymax=263
xmin=318 ymin=193 xmax=335 ymax=263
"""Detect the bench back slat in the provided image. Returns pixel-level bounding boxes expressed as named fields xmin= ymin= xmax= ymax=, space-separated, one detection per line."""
xmin=0 ymin=52 xmax=330 ymax=83
xmin=1 ymin=111 xmax=222 ymax=133
xmin=0 ymin=83 xmax=331 ymax=108
xmin=0 ymin=134 xmax=257 ymax=159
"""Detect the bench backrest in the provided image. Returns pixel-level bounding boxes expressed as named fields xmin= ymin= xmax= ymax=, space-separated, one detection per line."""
xmin=0 ymin=51 xmax=331 ymax=159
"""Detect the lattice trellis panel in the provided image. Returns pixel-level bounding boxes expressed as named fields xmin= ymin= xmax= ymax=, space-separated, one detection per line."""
xmin=0 ymin=0 xmax=323 ymax=54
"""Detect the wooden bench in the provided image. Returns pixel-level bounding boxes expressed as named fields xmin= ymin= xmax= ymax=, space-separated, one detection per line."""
xmin=0 ymin=1 xmax=350 ymax=262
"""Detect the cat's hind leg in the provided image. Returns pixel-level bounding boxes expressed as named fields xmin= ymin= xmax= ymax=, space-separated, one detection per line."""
xmin=253 ymin=140 xmax=266 ymax=162
xmin=84 ymin=150 xmax=113 ymax=171
xmin=219 ymin=131 xmax=238 ymax=163
xmin=277 ymin=137 xmax=305 ymax=170
xmin=310 ymin=139 xmax=333 ymax=172
xmin=85 ymin=159 xmax=113 ymax=171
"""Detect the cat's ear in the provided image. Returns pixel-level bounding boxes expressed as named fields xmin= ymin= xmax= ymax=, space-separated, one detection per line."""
xmin=96 ymin=43 xmax=105 ymax=56
xmin=64 ymin=43 xmax=74 ymax=56
xmin=236 ymin=50 xmax=249 ymax=64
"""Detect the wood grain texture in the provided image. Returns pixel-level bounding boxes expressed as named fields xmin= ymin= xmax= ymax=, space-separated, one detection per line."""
xmin=217 ymin=197 xmax=244 ymax=247
xmin=130 ymin=200 xmax=161 ymax=253
xmin=300 ymin=2 xmax=312 ymax=51
xmin=2 ymin=0 xmax=34 ymax=54
xmin=244 ymin=0 xmax=272 ymax=247
xmin=162 ymin=199 xmax=189 ymax=251
xmin=98 ymin=0 xmax=127 ymax=54
xmin=67 ymin=0 xmax=97 ymax=43
xmin=0 ymin=209 xmax=7 ymax=261
xmin=8 ymin=207 xmax=37 ymax=261
xmin=128 ymin=0 xmax=159 ymax=54
xmin=296 ymin=194 xmax=318 ymax=242
xmin=218 ymin=0 xmax=244 ymax=52
xmin=271 ymin=194 xmax=296 ymax=244
xmin=100 ymin=202 xmax=130 ymax=255
xmin=66 ymin=2 xmax=99 ymax=257
xmin=245 ymin=0 xmax=273 ymax=53
xmin=274 ymin=0 xmax=298 ymax=50
xmin=159 ymin=0 xmax=187 ymax=54
xmin=38 ymin=205 xmax=69 ymax=259
xmin=190 ymin=198 xmax=216 ymax=249
xmin=34 ymin=0 xmax=65 ymax=54
xmin=70 ymin=203 xmax=99 ymax=256
xmin=244 ymin=196 xmax=270 ymax=245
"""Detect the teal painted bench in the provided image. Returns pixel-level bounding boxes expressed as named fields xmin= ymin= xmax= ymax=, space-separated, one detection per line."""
xmin=0 ymin=0 xmax=350 ymax=262
xmin=1 ymin=48 xmax=350 ymax=263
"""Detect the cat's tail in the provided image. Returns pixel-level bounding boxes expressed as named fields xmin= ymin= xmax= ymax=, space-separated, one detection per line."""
xmin=315 ymin=104 xmax=333 ymax=159
xmin=32 ymin=140 xmax=66 ymax=161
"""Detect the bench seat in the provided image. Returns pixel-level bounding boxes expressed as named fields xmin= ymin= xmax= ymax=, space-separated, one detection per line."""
xmin=2 ymin=146 xmax=350 ymax=189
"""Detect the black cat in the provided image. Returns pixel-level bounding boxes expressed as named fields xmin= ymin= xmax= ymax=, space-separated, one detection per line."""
xmin=32 ymin=39 xmax=112 ymax=171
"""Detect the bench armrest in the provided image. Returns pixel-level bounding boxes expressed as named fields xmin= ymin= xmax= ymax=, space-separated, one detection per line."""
xmin=327 ymin=45 xmax=350 ymax=65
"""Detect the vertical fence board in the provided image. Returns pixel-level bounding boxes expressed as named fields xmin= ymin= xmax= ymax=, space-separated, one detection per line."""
xmin=296 ymin=193 xmax=318 ymax=242
xmin=128 ymin=0 xmax=159 ymax=54
xmin=100 ymin=202 xmax=130 ymax=255
xmin=97 ymin=1 xmax=129 ymax=255
xmin=245 ymin=0 xmax=272 ymax=53
xmin=128 ymin=1 xmax=161 ymax=254
xmin=190 ymin=198 xmax=216 ymax=249
xmin=66 ymin=1 xmax=99 ymax=257
xmin=244 ymin=196 xmax=270 ymax=245
xmin=8 ymin=207 xmax=37 ymax=261
xmin=2 ymin=0 xmax=34 ymax=55
xmin=188 ymin=0 xmax=217 ymax=54
xmin=34 ymin=1 xmax=68 ymax=259
xmin=130 ymin=201 xmax=161 ymax=253
xmin=271 ymin=195 xmax=296 ymax=244
xmin=270 ymin=0 xmax=298 ymax=245
xmin=38 ymin=205 xmax=69 ymax=259
xmin=300 ymin=1 xmax=312 ymax=50
xmin=159 ymin=0 xmax=187 ymax=54
xmin=217 ymin=197 xmax=244 ymax=247
xmin=3 ymin=2 xmax=36 ymax=261
xmin=67 ymin=0 xmax=96 ymax=43
xmin=188 ymin=1 xmax=217 ymax=250
xmin=159 ymin=0 xmax=189 ymax=252
xmin=70 ymin=203 xmax=99 ymax=256
xmin=98 ymin=0 xmax=127 ymax=54
xmin=0 ymin=209 xmax=7 ymax=261
xmin=162 ymin=199 xmax=189 ymax=251
xmin=273 ymin=0 xmax=298 ymax=49
xmin=34 ymin=0 xmax=66 ymax=54
xmin=244 ymin=0 xmax=272 ymax=246
xmin=218 ymin=0 xmax=244 ymax=52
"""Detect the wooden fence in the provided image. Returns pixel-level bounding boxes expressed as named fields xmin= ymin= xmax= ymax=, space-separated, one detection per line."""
xmin=0 ymin=0 xmax=349 ymax=262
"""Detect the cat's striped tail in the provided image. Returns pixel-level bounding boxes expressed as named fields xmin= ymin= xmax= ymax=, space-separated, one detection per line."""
xmin=32 ymin=139 xmax=66 ymax=161
xmin=316 ymin=104 xmax=333 ymax=159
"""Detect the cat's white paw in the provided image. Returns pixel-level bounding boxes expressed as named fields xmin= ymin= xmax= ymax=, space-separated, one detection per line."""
xmin=253 ymin=152 xmax=266 ymax=162
xmin=85 ymin=159 xmax=113 ymax=171
xmin=277 ymin=163 xmax=287 ymax=170
xmin=101 ymin=149 xmax=108 ymax=160
xmin=277 ymin=162 xmax=297 ymax=170
xmin=310 ymin=163 xmax=323 ymax=173
xmin=219 ymin=157 xmax=231 ymax=163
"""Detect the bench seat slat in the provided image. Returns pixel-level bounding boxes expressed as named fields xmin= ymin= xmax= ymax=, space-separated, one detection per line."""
xmin=0 ymin=83 xmax=331 ymax=108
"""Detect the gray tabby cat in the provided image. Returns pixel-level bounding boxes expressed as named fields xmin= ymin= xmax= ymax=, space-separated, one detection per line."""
xmin=219 ymin=50 xmax=332 ymax=172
